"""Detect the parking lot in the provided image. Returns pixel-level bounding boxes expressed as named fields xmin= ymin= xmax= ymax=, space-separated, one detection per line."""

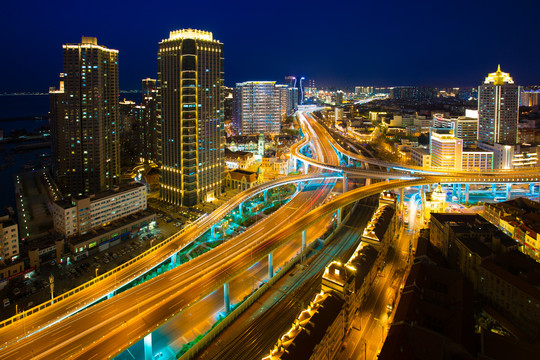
xmin=0 ymin=226 xmax=163 ymax=319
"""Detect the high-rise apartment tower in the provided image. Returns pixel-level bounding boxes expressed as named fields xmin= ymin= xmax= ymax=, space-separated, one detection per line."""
xmin=478 ymin=65 xmax=520 ymax=145
xmin=49 ymin=36 xmax=119 ymax=196
xmin=158 ymin=29 xmax=225 ymax=206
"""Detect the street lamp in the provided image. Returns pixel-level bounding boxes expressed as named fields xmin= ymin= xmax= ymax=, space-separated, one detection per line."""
xmin=48 ymin=274 xmax=54 ymax=302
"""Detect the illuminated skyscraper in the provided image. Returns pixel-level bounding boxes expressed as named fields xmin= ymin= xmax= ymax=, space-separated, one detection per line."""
xmin=158 ymin=29 xmax=225 ymax=206
xmin=49 ymin=36 xmax=119 ymax=196
xmin=478 ymin=65 xmax=520 ymax=145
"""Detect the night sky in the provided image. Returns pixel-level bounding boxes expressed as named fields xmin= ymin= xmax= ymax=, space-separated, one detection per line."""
xmin=2 ymin=0 xmax=540 ymax=92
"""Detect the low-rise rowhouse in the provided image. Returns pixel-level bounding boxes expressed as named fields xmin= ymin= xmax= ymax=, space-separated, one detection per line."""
xmin=52 ymin=182 xmax=147 ymax=237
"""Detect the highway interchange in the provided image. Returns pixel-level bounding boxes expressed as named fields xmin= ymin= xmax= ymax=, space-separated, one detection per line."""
xmin=2 ymin=110 xmax=540 ymax=359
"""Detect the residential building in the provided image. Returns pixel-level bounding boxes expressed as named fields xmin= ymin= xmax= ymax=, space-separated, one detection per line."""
xmin=380 ymin=262 xmax=476 ymax=360
xmin=478 ymin=142 xmax=540 ymax=169
xmin=410 ymin=147 xmax=431 ymax=168
xmin=0 ymin=215 xmax=19 ymax=263
xmin=430 ymin=129 xmax=493 ymax=171
xmin=159 ymin=29 xmax=225 ymax=206
xmin=430 ymin=130 xmax=463 ymax=170
xmin=234 ymin=81 xmax=281 ymax=135
xmin=484 ymin=197 xmax=540 ymax=261
xmin=478 ymin=250 xmax=540 ymax=332
xmin=461 ymin=149 xmax=493 ymax=171
xmin=433 ymin=113 xmax=478 ymax=148
xmin=520 ymin=89 xmax=540 ymax=106
xmin=118 ymin=99 xmax=142 ymax=165
xmin=140 ymin=78 xmax=161 ymax=164
xmin=49 ymin=36 xmax=120 ymax=197
xmin=52 ymin=182 xmax=147 ymax=237
xmin=478 ymin=65 xmax=520 ymax=145
xmin=429 ymin=213 xmax=515 ymax=289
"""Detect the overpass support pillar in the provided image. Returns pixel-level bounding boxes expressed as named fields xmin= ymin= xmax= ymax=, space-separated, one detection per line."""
xmin=211 ymin=225 xmax=216 ymax=239
xmin=238 ymin=202 xmax=243 ymax=218
xmin=170 ymin=252 xmax=177 ymax=266
xmin=337 ymin=208 xmax=343 ymax=225
xmin=302 ymin=230 xmax=306 ymax=252
xmin=343 ymin=173 xmax=348 ymax=193
xmin=144 ymin=333 xmax=153 ymax=360
xmin=400 ymin=188 xmax=404 ymax=215
xmin=465 ymin=184 xmax=470 ymax=205
xmin=268 ymin=252 xmax=274 ymax=279
xmin=293 ymin=157 xmax=297 ymax=171
xmin=107 ymin=291 xmax=114 ymax=299
xmin=492 ymin=184 xmax=497 ymax=196
xmin=224 ymin=282 xmax=230 ymax=313
xmin=530 ymin=183 xmax=535 ymax=195
xmin=365 ymin=178 xmax=371 ymax=186
xmin=457 ymin=184 xmax=462 ymax=202
xmin=506 ymin=183 xmax=512 ymax=200
xmin=264 ymin=189 xmax=269 ymax=203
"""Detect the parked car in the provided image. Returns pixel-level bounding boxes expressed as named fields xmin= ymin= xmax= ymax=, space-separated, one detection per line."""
xmin=3 ymin=298 xmax=10 ymax=307
xmin=13 ymin=288 xmax=21 ymax=296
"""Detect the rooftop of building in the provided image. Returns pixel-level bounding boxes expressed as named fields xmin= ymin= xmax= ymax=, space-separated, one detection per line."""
xmin=463 ymin=147 xmax=492 ymax=153
xmin=486 ymin=197 xmax=540 ymax=216
xmin=0 ymin=215 xmax=16 ymax=228
xmin=267 ymin=291 xmax=344 ymax=360
xmin=224 ymin=148 xmax=254 ymax=159
xmin=54 ymin=182 xmax=145 ymax=208
xmin=411 ymin=147 xmax=430 ymax=155
xmin=481 ymin=249 xmax=540 ymax=301
xmin=68 ymin=210 xmax=155 ymax=246
xmin=484 ymin=65 xmax=515 ymax=85
xmin=395 ymin=261 xmax=475 ymax=353
xmin=362 ymin=205 xmax=395 ymax=242
xmin=227 ymin=169 xmax=258 ymax=182
xmin=379 ymin=323 xmax=475 ymax=360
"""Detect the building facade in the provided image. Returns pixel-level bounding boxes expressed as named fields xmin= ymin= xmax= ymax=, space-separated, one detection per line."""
xmin=478 ymin=66 xmax=520 ymax=145
xmin=0 ymin=216 xmax=19 ymax=263
xmin=140 ymin=78 xmax=161 ymax=164
xmin=52 ymin=182 xmax=147 ymax=237
xmin=433 ymin=114 xmax=478 ymax=148
xmin=49 ymin=36 xmax=120 ymax=197
xmin=234 ymin=81 xmax=281 ymax=135
xmin=159 ymin=29 xmax=225 ymax=206
xmin=430 ymin=130 xmax=463 ymax=170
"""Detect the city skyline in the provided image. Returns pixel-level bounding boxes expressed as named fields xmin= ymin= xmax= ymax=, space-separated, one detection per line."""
xmin=3 ymin=0 xmax=540 ymax=93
